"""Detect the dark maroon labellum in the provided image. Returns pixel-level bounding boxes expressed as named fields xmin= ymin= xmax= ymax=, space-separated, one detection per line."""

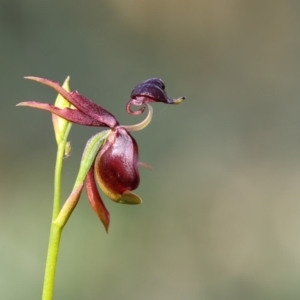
xmin=130 ymin=78 xmax=173 ymax=104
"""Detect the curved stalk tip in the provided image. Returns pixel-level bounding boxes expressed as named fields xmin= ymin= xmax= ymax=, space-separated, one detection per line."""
xmin=122 ymin=104 xmax=153 ymax=132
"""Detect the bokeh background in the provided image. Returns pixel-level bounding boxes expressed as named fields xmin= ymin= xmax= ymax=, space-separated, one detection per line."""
xmin=2 ymin=1 xmax=300 ymax=299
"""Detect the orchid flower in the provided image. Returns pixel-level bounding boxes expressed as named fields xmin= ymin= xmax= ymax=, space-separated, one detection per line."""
xmin=18 ymin=77 xmax=185 ymax=231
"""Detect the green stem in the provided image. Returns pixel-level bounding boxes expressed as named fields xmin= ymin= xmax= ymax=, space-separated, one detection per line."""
xmin=42 ymin=124 xmax=71 ymax=300
xmin=53 ymin=143 xmax=66 ymax=220
xmin=41 ymin=223 xmax=62 ymax=300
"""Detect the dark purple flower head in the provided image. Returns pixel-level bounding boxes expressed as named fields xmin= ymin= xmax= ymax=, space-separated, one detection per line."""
xmin=126 ymin=78 xmax=185 ymax=115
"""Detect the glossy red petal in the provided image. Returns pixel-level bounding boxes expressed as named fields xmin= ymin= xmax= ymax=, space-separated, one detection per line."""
xmin=94 ymin=127 xmax=140 ymax=202
xmin=17 ymin=101 xmax=109 ymax=127
xmin=70 ymin=91 xmax=118 ymax=128
xmin=86 ymin=166 xmax=110 ymax=232
xmin=24 ymin=76 xmax=118 ymax=128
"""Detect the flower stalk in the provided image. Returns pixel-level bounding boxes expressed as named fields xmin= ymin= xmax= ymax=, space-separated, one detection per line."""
xmin=42 ymin=78 xmax=73 ymax=300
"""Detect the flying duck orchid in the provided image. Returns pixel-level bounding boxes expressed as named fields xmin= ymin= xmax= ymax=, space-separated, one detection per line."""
xmin=18 ymin=76 xmax=185 ymax=231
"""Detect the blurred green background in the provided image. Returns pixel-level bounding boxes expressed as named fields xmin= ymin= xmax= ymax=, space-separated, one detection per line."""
xmin=2 ymin=1 xmax=300 ymax=299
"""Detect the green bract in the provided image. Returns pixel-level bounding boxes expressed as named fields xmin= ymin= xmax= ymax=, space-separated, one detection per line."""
xmin=74 ymin=130 xmax=110 ymax=189
xmin=52 ymin=76 xmax=73 ymax=145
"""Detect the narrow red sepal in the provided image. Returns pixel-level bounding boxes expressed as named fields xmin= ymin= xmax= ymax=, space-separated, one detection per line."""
xmin=85 ymin=165 xmax=110 ymax=232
